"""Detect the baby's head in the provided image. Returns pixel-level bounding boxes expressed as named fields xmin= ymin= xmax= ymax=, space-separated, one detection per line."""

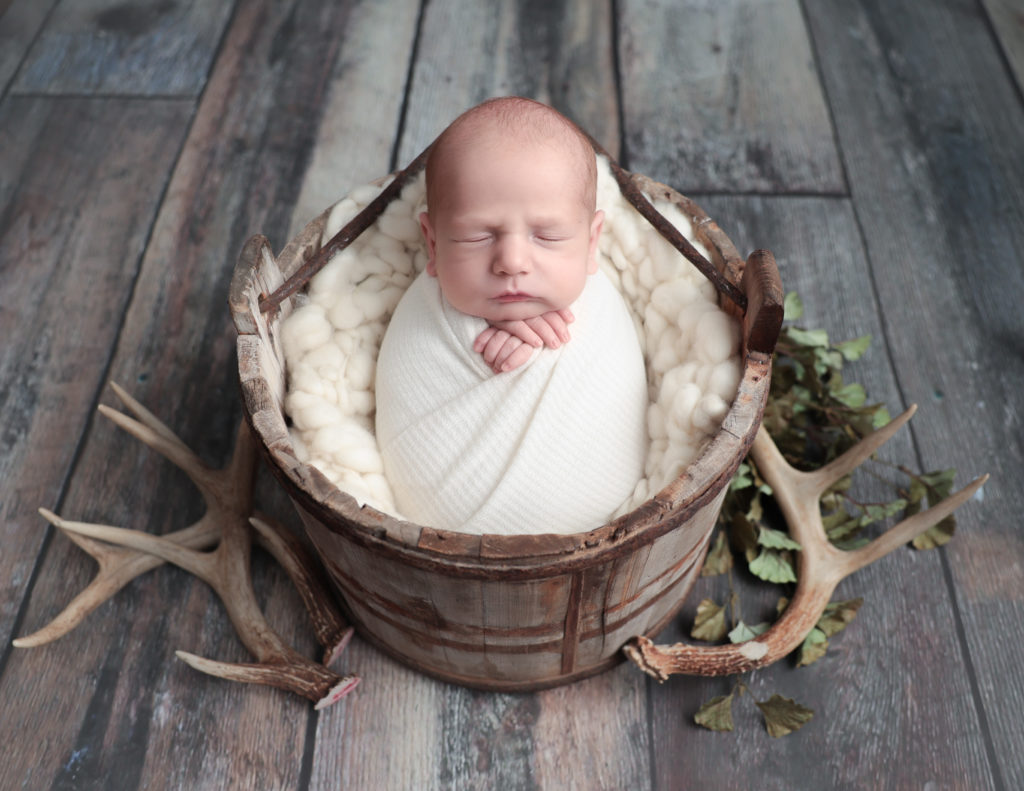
xmin=419 ymin=97 xmax=604 ymax=322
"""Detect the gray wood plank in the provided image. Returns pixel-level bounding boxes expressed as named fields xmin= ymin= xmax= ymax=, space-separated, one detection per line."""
xmin=286 ymin=0 xmax=421 ymax=239
xmin=647 ymin=194 xmax=996 ymax=789
xmin=805 ymin=1 xmax=1024 ymax=786
xmin=1 ymin=1 xmax=361 ymax=788
xmin=0 ymin=95 xmax=194 ymax=788
xmin=0 ymin=0 xmax=59 ymax=95
xmin=0 ymin=95 xmax=192 ymax=653
xmin=11 ymin=0 xmax=234 ymax=96
xmin=397 ymin=0 xmax=620 ymax=163
xmin=983 ymin=0 xmax=1024 ymax=93
xmin=617 ymin=0 xmax=845 ymax=194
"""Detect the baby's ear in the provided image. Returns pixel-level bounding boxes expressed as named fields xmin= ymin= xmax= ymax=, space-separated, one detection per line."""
xmin=587 ymin=209 xmax=605 ymax=274
xmin=419 ymin=212 xmax=438 ymax=276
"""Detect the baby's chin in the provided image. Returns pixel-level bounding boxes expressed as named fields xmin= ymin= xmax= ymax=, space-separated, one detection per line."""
xmin=480 ymin=302 xmax=559 ymax=323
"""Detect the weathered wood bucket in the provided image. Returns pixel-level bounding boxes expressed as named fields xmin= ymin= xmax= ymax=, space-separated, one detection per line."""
xmin=230 ymin=148 xmax=783 ymax=691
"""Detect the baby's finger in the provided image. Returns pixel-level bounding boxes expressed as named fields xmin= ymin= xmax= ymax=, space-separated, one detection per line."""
xmin=502 ymin=320 xmax=543 ymax=347
xmin=473 ymin=326 xmax=498 ymax=352
xmin=481 ymin=330 xmax=512 ymax=365
xmin=524 ymin=317 xmax=562 ymax=348
xmin=557 ymin=308 xmax=575 ymax=324
xmin=497 ymin=341 xmax=532 ymax=373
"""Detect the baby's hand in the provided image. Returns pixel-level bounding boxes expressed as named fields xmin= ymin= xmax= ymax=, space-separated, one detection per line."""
xmin=473 ymin=309 xmax=575 ymax=373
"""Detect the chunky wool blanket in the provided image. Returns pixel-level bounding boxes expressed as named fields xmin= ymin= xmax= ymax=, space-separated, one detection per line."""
xmin=374 ymin=267 xmax=648 ymax=536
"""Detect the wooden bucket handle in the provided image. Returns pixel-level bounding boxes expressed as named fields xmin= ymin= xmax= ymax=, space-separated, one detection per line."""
xmin=254 ymin=140 xmax=783 ymax=359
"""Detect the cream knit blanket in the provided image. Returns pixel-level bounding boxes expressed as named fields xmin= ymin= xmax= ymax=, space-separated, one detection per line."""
xmin=374 ymin=267 xmax=648 ymax=535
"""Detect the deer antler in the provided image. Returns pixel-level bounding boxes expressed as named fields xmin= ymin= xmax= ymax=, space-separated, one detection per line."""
xmin=19 ymin=383 xmax=357 ymax=708
xmin=625 ymin=405 xmax=988 ymax=679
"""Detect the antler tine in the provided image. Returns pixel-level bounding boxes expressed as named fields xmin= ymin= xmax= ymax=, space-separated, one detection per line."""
xmin=803 ymin=404 xmax=918 ymax=493
xmin=97 ymin=404 xmax=222 ymax=498
xmin=39 ymin=425 xmax=358 ymax=708
xmin=174 ymin=651 xmax=359 ymax=710
xmin=19 ymin=386 xmax=358 ymax=708
xmin=842 ymin=473 xmax=988 ymax=575
xmin=107 ymin=381 xmax=194 ymax=458
xmin=626 ymin=410 xmax=986 ymax=679
xmin=250 ymin=514 xmax=354 ymax=665
xmin=13 ymin=509 xmax=219 ymax=647
xmin=49 ymin=516 xmax=219 ymax=582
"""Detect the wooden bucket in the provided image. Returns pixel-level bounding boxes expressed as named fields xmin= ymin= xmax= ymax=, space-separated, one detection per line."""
xmin=230 ymin=162 xmax=782 ymax=691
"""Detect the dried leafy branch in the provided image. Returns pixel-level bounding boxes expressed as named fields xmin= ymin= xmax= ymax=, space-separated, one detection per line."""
xmin=691 ymin=292 xmax=960 ymax=737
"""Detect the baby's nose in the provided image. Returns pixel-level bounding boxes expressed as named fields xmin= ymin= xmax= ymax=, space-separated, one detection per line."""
xmin=492 ymin=234 xmax=531 ymax=275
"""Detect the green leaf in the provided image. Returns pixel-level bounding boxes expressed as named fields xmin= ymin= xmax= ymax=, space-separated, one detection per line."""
xmin=729 ymin=463 xmax=753 ymax=491
xmin=862 ymin=499 xmax=908 ymax=523
xmin=832 ymin=383 xmax=867 ymax=408
xmin=702 ymin=531 xmax=734 ymax=576
xmin=817 ymin=598 xmax=863 ymax=637
xmin=908 ymin=469 xmax=958 ymax=549
xmin=691 ymin=598 xmax=728 ymax=642
xmin=749 ymin=548 xmax=797 ymax=584
xmin=911 ymin=516 xmax=956 ymax=549
xmin=758 ymin=525 xmax=802 ymax=551
xmin=786 ymin=327 xmax=830 ymax=348
xmin=796 ymin=627 xmax=829 ymax=667
xmin=871 ymin=405 xmax=892 ymax=429
xmin=728 ymin=621 xmax=769 ymax=643
xmin=755 ymin=695 xmax=815 ymax=737
xmin=783 ymin=291 xmax=804 ymax=321
xmin=835 ymin=334 xmax=871 ymax=361
xmin=695 ymin=693 xmax=735 ymax=732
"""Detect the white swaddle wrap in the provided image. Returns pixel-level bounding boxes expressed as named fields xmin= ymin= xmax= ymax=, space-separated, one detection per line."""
xmin=375 ymin=267 xmax=648 ymax=535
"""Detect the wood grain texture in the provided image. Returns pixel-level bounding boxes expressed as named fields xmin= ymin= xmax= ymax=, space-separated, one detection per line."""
xmin=0 ymin=0 xmax=59 ymax=95
xmin=11 ymin=0 xmax=234 ymax=96
xmin=397 ymin=0 xmax=620 ymax=162
xmin=1 ymin=0 xmax=357 ymax=788
xmin=2 ymin=0 xmax=1022 ymax=787
xmin=982 ymin=0 xmax=1024 ymax=91
xmin=618 ymin=0 xmax=845 ymax=194
xmin=805 ymin=1 xmax=1024 ymax=787
xmin=0 ymin=96 xmax=191 ymax=653
xmin=286 ymin=0 xmax=421 ymax=239
xmin=645 ymin=195 xmax=995 ymax=790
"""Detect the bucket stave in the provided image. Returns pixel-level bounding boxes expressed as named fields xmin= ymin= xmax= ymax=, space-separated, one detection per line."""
xmin=230 ymin=163 xmax=781 ymax=691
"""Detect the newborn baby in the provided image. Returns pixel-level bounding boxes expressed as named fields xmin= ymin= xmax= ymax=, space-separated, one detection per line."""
xmin=374 ymin=98 xmax=649 ymax=535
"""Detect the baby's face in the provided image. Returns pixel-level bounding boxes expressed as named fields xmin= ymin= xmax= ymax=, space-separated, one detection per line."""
xmin=420 ymin=138 xmax=603 ymax=322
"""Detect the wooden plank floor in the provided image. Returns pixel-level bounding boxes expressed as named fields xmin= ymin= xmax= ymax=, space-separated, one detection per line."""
xmin=1 ymin=0 xmax=1020 ymax=788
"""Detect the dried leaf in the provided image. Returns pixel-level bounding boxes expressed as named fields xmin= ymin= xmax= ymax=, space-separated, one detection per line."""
xmin=832 ymin=383 xmax=867 ymax=408
xmin=695 ymin=693 xmax=735 ymax=732
xmin=835 ymin=334 xmax=871 ymax=361
xmin=871 ymin=406 xmax=892 ymax=429
xmin=729 ymin=621 xmax=769 ymax=644
xmin=908 ymin=469 xmax=958 ymax=549
xmin=730 ymin=463 xmax=753 ymax=491
xmin=817 ymin=598 xmax=863 ymax=637
xmin=702 ymin=531 xmax=733 ymax=576
xmin=783 ymin=291 xmax=804 ymax=320
xmin=691 ymin=598 xmax=728 ymax=642
xmin=756 ymin=695 xmax=815 ymax=737
xmin=912 ymin=516 xmax=956 ymax=549
xmin=758 ymin=525 xmax=802 ymax=551
xmin=749 ymin=548 xmax=797 ymax=584
xmin=786 ymin=326 xmax=829 ymax=348
xmin=796 ymin=627 xmax=829 ymax=667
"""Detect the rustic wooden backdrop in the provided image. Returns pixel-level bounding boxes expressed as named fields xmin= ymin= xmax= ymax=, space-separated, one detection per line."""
xmin=1 ymin=0 xmax=1021 ymax=788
